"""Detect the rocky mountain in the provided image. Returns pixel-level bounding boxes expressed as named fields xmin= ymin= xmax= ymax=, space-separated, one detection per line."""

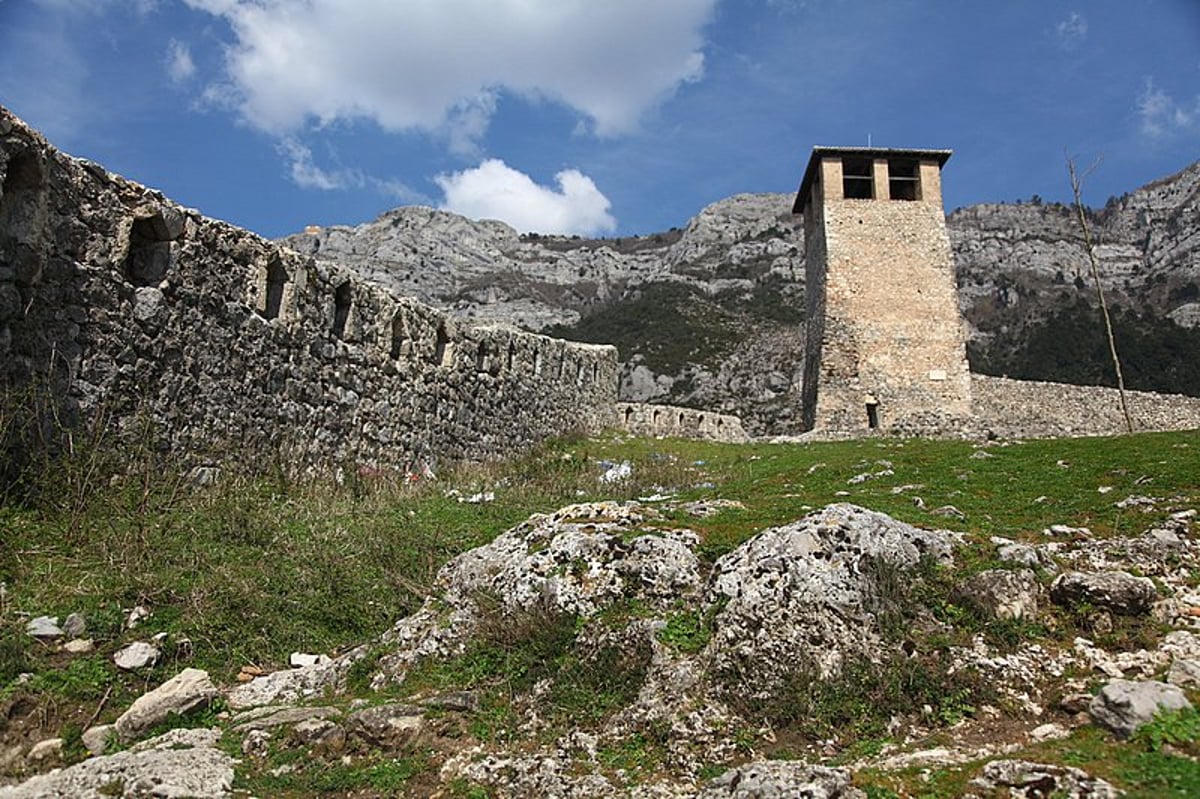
xmin=279 ymin=162 xmax=1200 ymax=435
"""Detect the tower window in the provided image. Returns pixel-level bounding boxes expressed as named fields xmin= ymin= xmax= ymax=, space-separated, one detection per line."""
xmin=842 ymin=157 xmax=874 ymax=199
xmin=888 ymin=159 xmax=920 ymax=201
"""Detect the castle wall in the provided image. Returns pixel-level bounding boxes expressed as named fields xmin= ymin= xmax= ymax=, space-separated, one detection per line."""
xmin=617 ymin=402 xmax=748 ymax=442
xmin=803 ymin=155 xmax=971 ymax=432
xmin=0 ymin=108 xmax=618 ymax=475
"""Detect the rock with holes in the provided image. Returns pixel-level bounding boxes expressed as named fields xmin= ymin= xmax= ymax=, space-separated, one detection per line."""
xmin=1050 ymin=570 xmax=1158 ymax=615
xmin=372 ymin=501 xmax=702 ymax=684
xmin=967 ymin=759 xmax=1119 ymax=798
xmin=703 ymin=503 xmax=957 ymax=697
xmin=957 ymin=569 xmax=1040 ymax=620
xmin=1089 ymin=678 xmax=1192 ymax=738
xmin=113 ymin=667 xmax=219 ymax=743
xmin=698 ymin=761 xmax=865 ymax=798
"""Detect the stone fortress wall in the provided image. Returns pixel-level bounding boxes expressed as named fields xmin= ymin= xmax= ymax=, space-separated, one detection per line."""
xmin=0 ymin=108 xmax=624 ymax=474
xmin=617 ymin=402 xmax=748 ymax=443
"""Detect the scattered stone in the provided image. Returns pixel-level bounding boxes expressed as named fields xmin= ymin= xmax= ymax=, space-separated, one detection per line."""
xmin=237 ymin=664 xmax=266 ymax=682
xmin=114 ymin=667 xmax=219 ymax=743
xmin=113 ymin=641 xmax=161 ymax=670
xmin=289 ymin=652 xmax=331 ymax=668
xmin=1115 ymin=495 xmax=1159 ymax=510
xmin=678 ymin=499 xmax=747 ymax=518
xmin=62 ymin=612 xmax=86 ymax=639
xmin=25 ymin=738 xmax=63 ymax=765
xmin=61 ymin=638 xmax=94 ymax=655
xmin=1167 ymin=658 xmax=1200 ymax=689
xmin=969 ymin=759 xmax=1119 ymax=798
xmin=929 ymin=504 xmax=965 ymax=519
xmin=241 ymin=729 xmax=271 ymax=758
xmin=1050 ymin=571 xmax=1158 ymax=616
xmin=698 ymin=761 xmax=863 ymax=798
xmin=1045 ymin=524 xmax=1091 ymax=537
xmin=970 ymin=449 xmax=994 ymax=459
xmin=419 ymin=691 xmax=480 ymax=713
xmin=1089 ymin=679 xmax=1193 ymax=738
xmin=957 ymin=569 xmax=1039 ymax=620
xmin=0 ymin=729 xmax=233 ymax=799
xmin=25 ymin=616 xmax=63 ymax=640
xmin=345 ymin=703 xmax=425 ymax=749
xmin=82 ymin=724 xmax=114 ymax=756
xmin=598 ymin=460 xmax=632 ymax=483
xmin=125 ymin=605 xmax=151 ymax=629
xmin=1029 ymin=722 xmax=1071 ymax=742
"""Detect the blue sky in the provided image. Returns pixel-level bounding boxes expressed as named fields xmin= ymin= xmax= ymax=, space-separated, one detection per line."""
xmin=1 ymin=0 xmax=1197 ymax=238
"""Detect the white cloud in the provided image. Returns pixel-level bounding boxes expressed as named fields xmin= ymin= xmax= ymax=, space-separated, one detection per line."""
xmin=166 ymin=39 xmax=195 ymax=84
xmin=1137 ymin=77 xmax=1200 ymax=137
xmin=277 ymin=138 xmax=426 ymax=202
xmin=436 ymin=159 xmax=616 ymax=235
xmin=1055 ymin=11 xmax=1087 ymax=48
xmin=182 ymin=0 xmax=715 ymax=143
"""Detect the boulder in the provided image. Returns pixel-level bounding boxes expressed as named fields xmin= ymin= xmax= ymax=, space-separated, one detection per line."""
xmin=699 ymin=761 xmax=864 ymax=798
xmin=25 ymin=616 xmax=62 ymax=640
xmin=958 ymin=569 xmax=1040 ymax=620
xmin=1050 ymin=570 xmax=1158 ymax=615
xmin=62 ymin=612 xmax=86 ymax=639
xmin=81 ymin=724 xmax=114 ymax=756
xmin=113 ymin=668 xmax=219 ymax=743
xmin=113 ymin=641 xmax=160 ymax=671
xmin=704 ymin=503 xmax=956 ymax=693
xmin=1089 ymin=679 xmax=1192 ymax=738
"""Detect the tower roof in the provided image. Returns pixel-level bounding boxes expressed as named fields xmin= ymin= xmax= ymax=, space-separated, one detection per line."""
xmin=794 ymin=146 xmax=952 ymax=214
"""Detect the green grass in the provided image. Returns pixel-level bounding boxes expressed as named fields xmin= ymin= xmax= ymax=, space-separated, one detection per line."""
xmin=2 ymin=428 xmax=1199 ymax=793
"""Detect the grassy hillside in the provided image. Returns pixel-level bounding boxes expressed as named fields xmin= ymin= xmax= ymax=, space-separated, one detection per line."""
xmin=2 ymin=430 xmax=1199 ymax=796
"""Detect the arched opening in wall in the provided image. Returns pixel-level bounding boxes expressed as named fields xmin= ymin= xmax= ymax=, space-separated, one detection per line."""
xmin=592 ymin=363 xmax=599 ymax=383
xmin=332 ymin=282 xmax=352 ymax=339
xmin=558 ymin=354 xmax=567 ymax=379
xmin=678 ymin=412 xmax=686 ymax=427
xmin=576 ymin=362 xmax=585 ymax=385
xmin=624 ymin=406 xmax=634 ymax=427
xmin=507 ymin=341 xmax=516 ymax=372
xmin=532 ymin=349 xmax=542 ymax=375
xmin=652 ymin=409 xmax=661 ymax=426
xmin=390 ymin=313 xmax=405 ymax=359
xmin=698 ymin=414 xmax=705 ymax=428
xmin=431 ymin=323 xmax=451 ymax=366
xmin=125 ymin=215 xmax=174 ymax=286
xmin=476 ymin=342 xmax=489 ymax=373
xmin=263 ymin=257 xmax=287 ymax=320
xmin=717 ymin=419 xmax=725 ymax=434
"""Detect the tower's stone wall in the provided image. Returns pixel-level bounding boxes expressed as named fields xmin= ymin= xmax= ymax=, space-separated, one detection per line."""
xmin=800 ymin=151 xmax=971 ymax=433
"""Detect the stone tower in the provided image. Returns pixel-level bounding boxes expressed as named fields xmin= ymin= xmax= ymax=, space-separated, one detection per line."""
xmin=794 ymin=147 xmax=971 ymax=432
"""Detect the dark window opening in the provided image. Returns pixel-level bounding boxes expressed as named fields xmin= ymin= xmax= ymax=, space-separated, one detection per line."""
xmin=263 ymin=258 xmax=287 ymax=320
xmin=332 ymin=282 xmax=352 ymax=339
xmin=592 ymin=363 xmax=599 ymax=383
xmin=866 ymin=402 xmax=880 ymax=429
xmin=888 ymin=159 xmax=920 ymax=201
xmin=476 ymin=342 xmax=489 ymax=373
xmin=390 ymin=313 xmax=405 ymax=359
xmin=624 ymin=406 xmax=634 ymax=426
xmin=842 ymin=157 xmax=874 ymax=200
xmin=507 ymin=342 xmax=516 ymax=371
xmin=533 ymin=349 xmax=542 ymax=375
xmin=559 ymin=354 xmax=567 ymax=379
xmin=678 ymin=412 xmax=686 ymax=426
xmin=125 ymin=216 xmax=174 ymax=286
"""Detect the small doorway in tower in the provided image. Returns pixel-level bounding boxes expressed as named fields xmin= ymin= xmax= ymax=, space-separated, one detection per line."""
xmin=865 ymin=397 xmax=880 ymax=430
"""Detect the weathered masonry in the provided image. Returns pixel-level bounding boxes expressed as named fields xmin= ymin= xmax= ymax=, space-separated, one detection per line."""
xmin=795 ymin=147 xmax=971 ymax=433
xmin=0 ymin=107 xmax=622 ymax=475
